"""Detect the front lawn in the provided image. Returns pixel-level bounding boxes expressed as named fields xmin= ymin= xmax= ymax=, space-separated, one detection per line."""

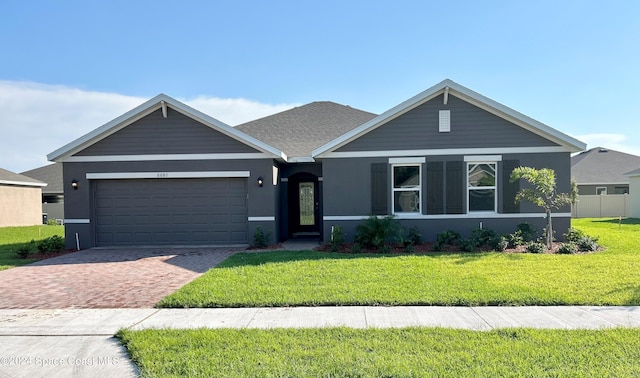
xmin=0 ymin=225 xmax=65 ymax=270
xmin=118 ymin=327 xmax=640 ymax=377
xmin=159 ymin=218 xmax=640 ymax=307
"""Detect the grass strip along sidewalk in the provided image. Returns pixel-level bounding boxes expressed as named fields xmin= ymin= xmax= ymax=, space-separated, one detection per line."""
xmin=118 ymin=327 xmax=640 ymax=377
xmin=159 ymin=219 xmax=640 ymax=307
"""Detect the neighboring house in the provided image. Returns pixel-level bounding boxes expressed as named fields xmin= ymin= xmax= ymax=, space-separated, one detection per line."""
xmin=625 ymin=168 xmax=640 ymax=218
xmin=0 ymin=167 xmax=47 ymax=227
xmin=21 ymin=163 xmax=64 ymax=222
xmin=571 ymin=147 xmax=640 ymax=195
xmin=47 ymin=79 xmax=586 ymax=248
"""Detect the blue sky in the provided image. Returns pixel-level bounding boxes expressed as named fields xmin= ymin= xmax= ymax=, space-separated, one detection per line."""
xmin=1 ymin=0 xmax=639 ymax=172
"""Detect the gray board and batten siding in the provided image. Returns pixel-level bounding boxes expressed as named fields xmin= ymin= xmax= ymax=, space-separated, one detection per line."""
xmin=76 ymin=108 xmax=261 ymax=156
xmin=336 ymin=94 xmax=559 ymax=152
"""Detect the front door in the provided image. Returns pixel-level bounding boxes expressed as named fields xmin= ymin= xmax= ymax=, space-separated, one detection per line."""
xmin=289 ymin=176 xmax=320 ymax=237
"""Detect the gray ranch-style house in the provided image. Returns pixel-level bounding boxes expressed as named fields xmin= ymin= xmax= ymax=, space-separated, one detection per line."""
xmin=47 ymin=79 xmax=586 ymax=249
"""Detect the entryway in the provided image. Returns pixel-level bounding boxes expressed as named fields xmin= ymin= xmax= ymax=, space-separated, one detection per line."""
xmin=287 ymin=173 xmax=321 ymax=239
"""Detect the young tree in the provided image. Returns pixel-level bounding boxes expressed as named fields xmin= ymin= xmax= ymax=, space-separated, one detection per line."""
xmin=509 ymin=167 xmax=576 ymax=249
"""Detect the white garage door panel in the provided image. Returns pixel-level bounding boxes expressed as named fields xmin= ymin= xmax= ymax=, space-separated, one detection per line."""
xmin=94 ymin=178 xmax=248 ymax=246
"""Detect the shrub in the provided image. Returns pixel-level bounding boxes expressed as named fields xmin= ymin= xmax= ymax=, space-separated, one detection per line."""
xmin=493 ymin=236 xmax=509 ymax=252
xmin=526 ymin=241 xmax=546 ymax=254
xmin=355 ymin=216 xmax=400 ymax=249
xmin=516 ymin=223 xmax=537 ymax=242
xmin=564 ymin=227 xmax=586 ymax=243
xmin=433 ymin=230 xmax=461 ymax=251
xmin=379 ymin=244 xmax=392 ymax=254
xmin=506 ymin=230 xmax=525 ymax=248
xmin=470 ymin=228 xmax=497 ymax=247
xmin=253 ymin=226 xmax=271 ymax=248
xmin=460 ymin=238 xmax=477 ymax=252
xmin=405 ymin=243 xmax=415 ymax=253
xmin=16 ymin=245 xmax=31 ymax=259
xmin=406 ymin=226 xmax=423 ymax=246
xmin=557 ymin=243 xmax=578 ymax=254
xmin=46 ymin=219 xmax=59 ymax=226
xmin=576 ymin=236 xmax=599 ymax=252
xmin=330 ymin=226 xmax=345 ymax=252
xmin=351 ymin=243 xmax=362 ymax=254
xmin=36 ymin=235 xmax=64 ymax=253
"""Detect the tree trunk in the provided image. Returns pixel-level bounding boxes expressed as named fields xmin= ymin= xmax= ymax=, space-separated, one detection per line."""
xmin=546 ymin=209 xmax=553 ymax=250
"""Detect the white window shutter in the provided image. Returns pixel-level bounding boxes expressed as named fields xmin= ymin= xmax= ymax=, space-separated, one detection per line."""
xmin=439 ymin=110 xmax=450 ymax=132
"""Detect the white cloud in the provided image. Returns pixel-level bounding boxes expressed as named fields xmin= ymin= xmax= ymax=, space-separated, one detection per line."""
xmin=575 ymin=133 xmax=640 ymax=157
xmin=0 ymin=81 xmax=297 ymax=173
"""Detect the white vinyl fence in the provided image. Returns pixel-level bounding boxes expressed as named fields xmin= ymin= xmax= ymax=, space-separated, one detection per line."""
xmin=572 ymin=194 xmax=630 ymax=218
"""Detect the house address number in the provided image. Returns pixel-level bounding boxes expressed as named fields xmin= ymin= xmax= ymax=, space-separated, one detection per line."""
xmin=157 ymin=172 xmax=169 ymax=178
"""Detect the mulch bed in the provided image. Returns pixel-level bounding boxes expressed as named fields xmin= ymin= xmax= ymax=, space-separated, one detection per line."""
xmin=21 ymin=249 xmax=79 ymax=261
xmin=315 ymin=242 xmax=597 ymax=255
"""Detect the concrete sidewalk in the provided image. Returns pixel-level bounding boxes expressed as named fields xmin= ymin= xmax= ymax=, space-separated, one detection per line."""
xmin=1 ymin=306 xmax=639 ymax=377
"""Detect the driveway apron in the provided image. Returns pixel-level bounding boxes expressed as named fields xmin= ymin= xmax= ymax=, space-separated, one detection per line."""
xmin=0 ymin=247 xmax=237 ymax=309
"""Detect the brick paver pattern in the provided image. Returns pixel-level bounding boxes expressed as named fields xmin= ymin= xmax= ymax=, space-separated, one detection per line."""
xmin=0 ymin=248 xmax=238 ymax=309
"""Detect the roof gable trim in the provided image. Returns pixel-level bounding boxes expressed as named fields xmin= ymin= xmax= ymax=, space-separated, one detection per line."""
xmin=47 ymin=94 xmax=288 ymax=162
xmin=312 ymin=79 xmax=586 ymax=157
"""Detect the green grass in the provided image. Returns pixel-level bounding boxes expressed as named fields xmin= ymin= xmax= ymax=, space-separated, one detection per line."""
xmin=118 ymin=327 xmax=640 ymax=377
xmin=159 ymin=218 xmax=640 ymax=307
xmin=0 ymin=225 xmax=64 ymax=270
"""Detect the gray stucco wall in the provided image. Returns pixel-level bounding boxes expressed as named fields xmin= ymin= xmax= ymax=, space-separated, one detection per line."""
xmin=76 ymin=108 xmax=260 ymax=156
xmin=337 ymin=94 xmax=559 ymax=152
xmin=63 ymin=159 xmax=277 ymax=249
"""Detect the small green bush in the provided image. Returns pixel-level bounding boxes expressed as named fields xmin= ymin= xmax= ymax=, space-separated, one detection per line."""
xmin=577 ymin=236 xmax=599 ymax=252
xmin=46 ymin=219 xmax=59 ymax=226
xmin=36 ymin=235 xmax=64 ymax=253
xmin=330 ymin=226 xmax=345 ymax=252
xmin=351 ymin=243 xmax=362 ymax=254
xmin=471 ymin=228 xmax=497 ymax=247
xmin=506 ymin=230 xmax=525 ymax=248
xmin=564 ymin=227 xmax=586 ymax=243
xmin=355 ymin=216 xmax=400 ymax=249
xmin=406 ymin=226 xmax=423 ymax=246
xmin=253 ymin=226 xmax=271 ymax=248
xmin=493 ymin=236 xmax=509 ymax=252
xmin=433 ymin=230 xmax=461 ymax=251
xmin=516 ymin=223 xmax=537 ymax=242
xmin=460 ymin=238 xmax=477 ymax=252
xmin=405 ymin=243 xmax=415 ymax=253
xmin=379 ymin=244 xmax=392 ymax=254
xmin=16 ymin=245 xmax=31 ymax=259
xmin=557 ymin=243 xmax=578 ymax=254
xmin=526 ymin=242 xmax=546 ymax=254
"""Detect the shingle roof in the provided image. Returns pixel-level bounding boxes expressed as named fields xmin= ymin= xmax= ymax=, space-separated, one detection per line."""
xmin=0 ymin=167 xmax=46 ymax=187
xmin=235 ymin=101 xmax=377 ymax=159
xmin=571 ymin=147 xmax=640 ymax=184
xmin=21 ymin=163 xmax=62 ymax=194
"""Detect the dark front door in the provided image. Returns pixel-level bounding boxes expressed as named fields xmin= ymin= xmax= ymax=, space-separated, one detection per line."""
xmin=288 ymin=176 xmax=320 ymax=237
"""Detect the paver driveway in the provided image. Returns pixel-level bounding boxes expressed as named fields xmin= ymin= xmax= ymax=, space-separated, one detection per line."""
xmin=0 ymin=247 xmax=238 ymax=309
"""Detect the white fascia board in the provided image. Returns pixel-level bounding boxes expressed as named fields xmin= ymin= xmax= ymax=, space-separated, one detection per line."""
xmin=64 ymin=218 xmax=91 ymax=224
xmin=312 ymin=79 xmax=586 ymax=157
xmin=0 ymin=180 xmax=48 ymax=187
xmin=86 ymin=171 xmax=251 ymax=179
xmin=248 ymin=217 xmax=276 ymax=221
xmin=48 ymin=94 xmax=288 ymax=162
xmin=63 ymin=153 xmax=272 ymax=163
xmin=47 ymin=94 xmax=168 ymax=162
xmin=312 ymin=80 xmax=449 ymax=157
xmin=321 ymin=146 xmax=569 ymax=159
xmin=445 ymin=83 xmax=586 ymax=152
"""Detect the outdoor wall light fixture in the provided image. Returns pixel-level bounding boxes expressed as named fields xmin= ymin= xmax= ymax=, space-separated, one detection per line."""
xmin=257 ymin=176 xmax=264 ymax=187
xmin=71 ymin=179 xmax=79 ymax=190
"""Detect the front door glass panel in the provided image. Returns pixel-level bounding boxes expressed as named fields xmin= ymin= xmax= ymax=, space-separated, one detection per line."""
xmin=299 ymin=182 xmax=315 ymax=226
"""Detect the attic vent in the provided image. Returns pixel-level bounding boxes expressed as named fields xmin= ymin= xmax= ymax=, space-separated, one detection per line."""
xmin=599 ymin=148 xmax=609 ymax=153
xmin=439 ymin=110 xmax=451 ymax=133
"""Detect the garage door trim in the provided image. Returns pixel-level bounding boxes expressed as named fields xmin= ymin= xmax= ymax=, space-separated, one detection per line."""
xmin=87 ymin=171 xmax=250 ymax=180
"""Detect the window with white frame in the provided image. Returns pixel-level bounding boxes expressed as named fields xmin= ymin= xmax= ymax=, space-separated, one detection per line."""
xmin=392 ymin=164 xmax=421 ymax=214
xmin=467 ymin=162 xmax=497 ymax=212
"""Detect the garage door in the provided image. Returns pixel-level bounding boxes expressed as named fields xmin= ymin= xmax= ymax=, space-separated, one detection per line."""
xmin=94 ymin=178 xmax=247 ymax=246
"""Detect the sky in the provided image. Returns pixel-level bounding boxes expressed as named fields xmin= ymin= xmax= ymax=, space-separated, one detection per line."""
xmin=1 ymin=0 xmax=638 ymax=173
